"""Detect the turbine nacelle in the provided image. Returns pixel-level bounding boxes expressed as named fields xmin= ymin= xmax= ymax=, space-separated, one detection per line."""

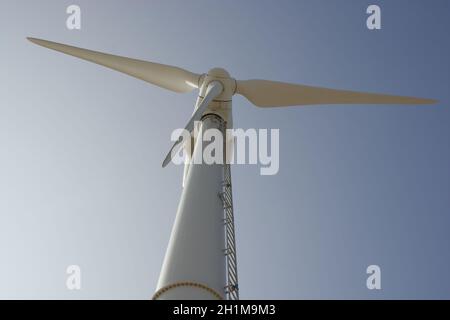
xmin=199 ymin=68 xmax=235 ymax=100
xmin=197 ymin=68 xmax=235 ymax=128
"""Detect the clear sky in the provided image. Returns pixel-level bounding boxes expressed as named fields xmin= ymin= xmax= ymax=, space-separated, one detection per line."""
xmin=1 ymin=0 xmax=449 ymax=299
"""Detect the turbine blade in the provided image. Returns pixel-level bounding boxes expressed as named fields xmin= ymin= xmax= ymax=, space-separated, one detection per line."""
xmin=27 ymin=37 xmax=200 ymax=93
xmin=162 ymin=81 xmax=223 ymax=168
xmin=236 ymin=79 xmax=437 ymax=107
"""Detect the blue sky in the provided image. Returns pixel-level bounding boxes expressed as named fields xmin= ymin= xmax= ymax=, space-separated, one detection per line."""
xmin=1 ymin=0 xmax=449 ymax=299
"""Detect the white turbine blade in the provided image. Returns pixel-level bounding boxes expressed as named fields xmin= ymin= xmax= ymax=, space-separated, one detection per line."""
xmin=162 ymin=81 xmax=223 ymax=168
xmin=236 ymin=79 xmax=437 ymax=107
xmin=27 ymin=37 xmax=200 ymax=93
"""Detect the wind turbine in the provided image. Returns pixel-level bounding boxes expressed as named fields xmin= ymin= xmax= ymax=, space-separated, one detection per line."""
xmin=28 ymin=37 xmax=436 ymax=300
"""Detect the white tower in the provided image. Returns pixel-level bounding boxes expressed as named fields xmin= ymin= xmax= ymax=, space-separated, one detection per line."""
xmin=155 ymin=69 xmax=237 ymax=299
xmin=154 ymin=114 xmax=228 ymax=299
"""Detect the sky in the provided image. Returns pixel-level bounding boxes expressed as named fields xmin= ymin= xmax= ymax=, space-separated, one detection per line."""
xmin=1 ymin=0 xmax=449 ymax=299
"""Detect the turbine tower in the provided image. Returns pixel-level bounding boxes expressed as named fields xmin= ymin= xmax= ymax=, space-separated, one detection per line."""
xmin=28 ymin=37 xmax=436 ymax=300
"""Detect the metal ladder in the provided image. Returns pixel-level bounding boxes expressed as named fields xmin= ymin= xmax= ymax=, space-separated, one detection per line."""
xmin=218 ymin=163 xmax=239 ymax=300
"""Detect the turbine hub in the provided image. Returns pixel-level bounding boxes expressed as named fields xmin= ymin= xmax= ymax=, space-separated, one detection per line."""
xmin=199 ymin=67 xmax=236 ymax=102
xmin=196 ymin=68 xmax=235 ymax=128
